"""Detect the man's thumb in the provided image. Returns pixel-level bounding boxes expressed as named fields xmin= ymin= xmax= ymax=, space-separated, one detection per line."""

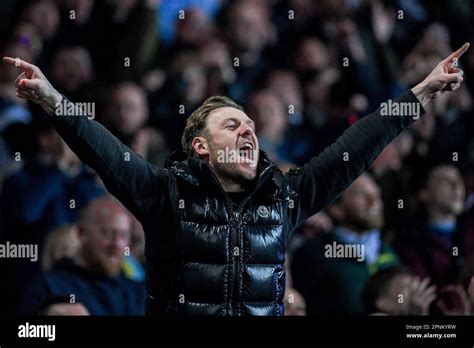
xmin=443 ymin=73 xmax=463 ymax=84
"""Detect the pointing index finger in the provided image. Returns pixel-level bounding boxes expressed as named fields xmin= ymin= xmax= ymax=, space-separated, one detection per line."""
xmin=2 ymin=56 xmax=36 ymax=72
xmin=445 ymin=43 xmax=470 ymax=64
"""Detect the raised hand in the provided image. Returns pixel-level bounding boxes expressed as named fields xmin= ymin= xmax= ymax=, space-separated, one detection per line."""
xmin=405 ymin=276 xmax=437 ymax=315
xmin=412 ymin=43 xmax=470 ymax=106
xmin=436 ymin=284 xmax=472 ymax=316
xmin=2 ymin=57 xmax=62 ymax=115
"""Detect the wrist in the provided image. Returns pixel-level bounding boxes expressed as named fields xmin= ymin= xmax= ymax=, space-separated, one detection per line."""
xmin=411 ymin=81 xmax=432 ymax=107
xmin=41 ymin=90 xmax=63 ymax=116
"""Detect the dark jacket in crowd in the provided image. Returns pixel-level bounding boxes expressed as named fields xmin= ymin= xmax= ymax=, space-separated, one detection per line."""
xmin=50 ymin=91 xmax=423 ymax=315
xmin=291 ymin=231 xmax=399 ymax=316
xmin=0 ymin=160 xmax=105 ymax=314
xmin=19 ymin=258 xmax=146 ymax=315
xmin=394 ymin=214 xmax=474 ymax=286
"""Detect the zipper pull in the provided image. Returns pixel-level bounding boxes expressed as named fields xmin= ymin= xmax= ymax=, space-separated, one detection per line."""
xmin=234 ymin=212 xmax=242 ymax=227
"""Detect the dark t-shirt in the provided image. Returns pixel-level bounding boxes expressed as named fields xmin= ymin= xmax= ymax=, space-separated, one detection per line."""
xmin=227 ymin=191 xmax=248 ymax=210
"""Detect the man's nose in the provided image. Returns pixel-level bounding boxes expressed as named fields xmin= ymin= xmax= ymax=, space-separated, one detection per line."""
xmin=106 ymin=230 xmax=126 ymax=245
xmin=239 ymin=124 xmax=254 ymax=136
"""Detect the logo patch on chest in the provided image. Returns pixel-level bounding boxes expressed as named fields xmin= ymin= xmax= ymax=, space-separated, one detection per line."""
xmin=257 ymin=205 xmax=269 ymax=218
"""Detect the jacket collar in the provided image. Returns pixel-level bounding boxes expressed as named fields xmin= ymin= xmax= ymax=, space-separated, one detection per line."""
xmin=164 ymin=150 xmax=284 ymax=191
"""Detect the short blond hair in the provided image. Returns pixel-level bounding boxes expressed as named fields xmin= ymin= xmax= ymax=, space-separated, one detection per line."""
xmin=181 ymin=96 xmax=243 ymax=157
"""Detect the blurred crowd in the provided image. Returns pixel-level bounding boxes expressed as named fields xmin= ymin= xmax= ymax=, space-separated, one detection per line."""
xmin=1 ymin=0 xmax=474 ymax=316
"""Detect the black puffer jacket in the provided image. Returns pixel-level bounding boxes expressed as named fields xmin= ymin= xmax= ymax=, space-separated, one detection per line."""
xmin=158 ymin=150 xmax=293 ymax=315
xmin=52 ymin=91 xmax=423 ymax=315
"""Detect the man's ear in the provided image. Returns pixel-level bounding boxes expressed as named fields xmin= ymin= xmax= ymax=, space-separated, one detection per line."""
xmin=192 ymin=137 xmax=210 ymax=157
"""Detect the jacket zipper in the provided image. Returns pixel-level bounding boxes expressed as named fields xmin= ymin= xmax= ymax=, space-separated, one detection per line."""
xmin=204 ymin=168 xmax=239 ymax=315
xmin=231 ymin=166 xmax=274 ymax=315
xmin=206 ymin=164 xmax=274 ymax=316
xmin=232 ymin=211 xmax=240 ymax=316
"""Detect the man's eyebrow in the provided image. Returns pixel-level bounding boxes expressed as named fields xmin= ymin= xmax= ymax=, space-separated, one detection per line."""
xmin=222 ymin=117 xmax=255 ymax=128
xmin=222 ymin=117 xmax=237 ymax=124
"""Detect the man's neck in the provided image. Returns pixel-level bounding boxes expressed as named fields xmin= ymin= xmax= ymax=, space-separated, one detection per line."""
xmin=207 ymin=162 xmax=247 ymax=193
xmin=339 ymin=224 xmax=367 ymax=235
xmin=217 ymin=174 xmax=246 ymax=193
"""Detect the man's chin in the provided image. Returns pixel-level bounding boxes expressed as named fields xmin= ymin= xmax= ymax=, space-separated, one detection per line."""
xmin=350 ymin=216 xmax=383 ymax=232
xmin=98 ymin=257 xmax=123 ymax=278
xmin=237 ymin=163 xmax=258 ymax=181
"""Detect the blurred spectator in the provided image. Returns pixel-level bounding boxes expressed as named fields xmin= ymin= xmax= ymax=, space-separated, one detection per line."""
xmin=400 ymin=23 xmax=474 ymax=168
xmin=0 ymin=118 xmax=106 ymax=314
xmin=247 ymin=89 xmax=288 ymax=161
xmin=50 ymin=46 xmax=94 ymax=100
xmin=1 ymin=120 xmax=105 ymax=249
xmin=224 ymin=0 xmax=275 ymax=101
xmin=157 ymin=0 xmax=221 ymax=46
xmin=175 ymin=7 xmax=212 ymax=49
xmin=100 ymin=82 xmax=167 ymax=165
xmin=101 ymin=82 xmax=149 ymax=146
xmin=362 ymin=267 xmax=437 ymax=315
xmin=265 ymin=69 xmax=304 ymax=126
xmin=49 ymin=0 xmax=157 ymax=82
xmin=435 ymin=283 xmax=472 ymax=316
xmin=291 ymin=174 xmax=399 ymax=316
xmin=19 ymin=196 xmax=146 ymax=315
xmin=264 ymin=69 xmax=315 ymax=164
xmin=371 ymin=131 xmax=415 ymax=233
xmin=288 ymin=211 xmax=333 ymax=254
xmin=394 ymin=165 xmax=474 ymax=287
xmin=106 ymin=0 xmax=159 ymax=82
xmin=41 ymin=224 xmax=81 ymax=272
xmin=59 ymin=0 xmax=96 ymax=25
xmin=294 ymin=36 xmax=331 ymax=77
xmin=200 ymin=39 xmax=236 ymax=96
xmin=246 ymin=87 xmax=313 ymax=165
xmin=10 ymin=22 xmax=43 ymax=61
xmin=21 ymin=0 xmax=60 ymax=40
xmin=284 ymin=288 xmax=306 ymax=316
xmin=337 ymin=1 xmax=402 ymax=105
xmin=37 ymin=296 xmax=90 ymax=316
xmin=149 ymin=50 xmax=209 ymax=151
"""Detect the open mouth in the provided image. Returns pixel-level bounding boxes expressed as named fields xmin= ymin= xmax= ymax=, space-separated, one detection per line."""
xmin=238 ymin=142 xmax=255 ymax=163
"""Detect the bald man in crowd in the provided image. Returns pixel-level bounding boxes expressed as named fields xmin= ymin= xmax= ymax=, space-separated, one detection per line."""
xmin=19 ymin=196 xmax=146 ymax=315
